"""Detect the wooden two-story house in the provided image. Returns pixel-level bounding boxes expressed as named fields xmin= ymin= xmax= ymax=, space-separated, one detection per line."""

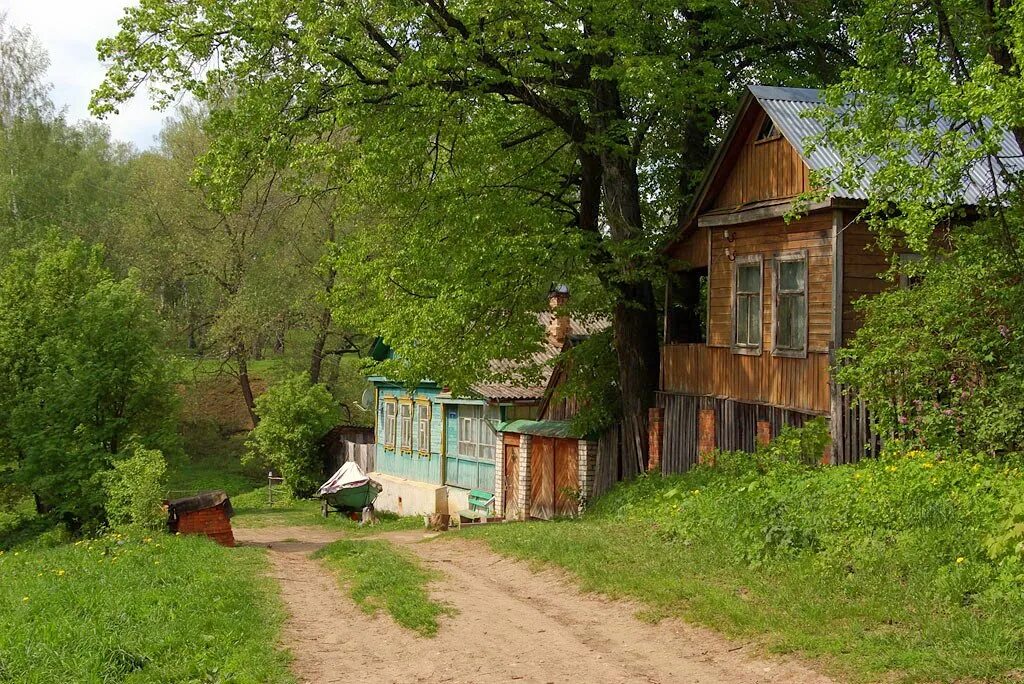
xmin=653 ymin=85 xmax=1021 ymax=469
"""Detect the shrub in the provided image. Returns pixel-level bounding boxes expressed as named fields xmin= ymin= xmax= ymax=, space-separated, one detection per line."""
xmin=245 ymin=374 xmax=339 ymax=497
xmin=105 ymin=444 xmax=168 ymax=530
xmin=835 ymin=219 xmax=1024 ymax=455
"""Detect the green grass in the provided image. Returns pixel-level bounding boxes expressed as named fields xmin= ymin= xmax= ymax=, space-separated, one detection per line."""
xmin=0 ymin=531 xmax=293 ymax=683
xmin=313 ymin=538 xmax=452 ymax=636
xmin=464 ymin=454 xmax=1024 ymax=683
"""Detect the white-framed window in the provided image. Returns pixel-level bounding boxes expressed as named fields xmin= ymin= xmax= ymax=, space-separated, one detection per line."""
xmin=733 ymin=254 xmax=763 ymax=351
xmin=382 ymin=400 xmax=397 ymax=448
xmin=457 ymin=405 xmax=495 ymax=462
xmin=773 ymin=251 xmax=808 ymax=357
xmin=416 ymin=402 xmax=431 ymax=454
xmin=399 ymin=402 xmax=413 ymax=451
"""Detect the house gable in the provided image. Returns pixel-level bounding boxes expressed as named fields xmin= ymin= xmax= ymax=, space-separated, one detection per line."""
xmin=708 ymin=106 xmax=812 ymax=212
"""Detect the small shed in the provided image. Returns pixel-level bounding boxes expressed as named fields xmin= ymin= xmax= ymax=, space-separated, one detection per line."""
xmin=167 ymin=490 xmax=235 ymax=547
xmin=321 ymin=424 xmax=375 ymax=477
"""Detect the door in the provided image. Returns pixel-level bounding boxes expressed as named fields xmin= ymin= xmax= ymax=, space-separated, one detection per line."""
xmin=529 ymin=437 xmax=554 ymax=520
xmin=503 ymin=444 xmax=520 ymax=520
xmin=553 ymin=440 xmax=580 ymax=517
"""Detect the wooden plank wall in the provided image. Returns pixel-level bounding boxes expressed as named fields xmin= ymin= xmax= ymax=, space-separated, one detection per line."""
xmin=712 ymin=114 xmax=811 ymax=209
xmin=667 ymin=225 xmax=709 ymax=269
xmin=841 ymin=214 xmax=890 ymax=345
xmin=707 ymin=212 xmax=833 ymax=351
xmin=657 ymin=392 xmax=816 ymax=473
xmin=661 ymin=344 xmax=830 ymax=414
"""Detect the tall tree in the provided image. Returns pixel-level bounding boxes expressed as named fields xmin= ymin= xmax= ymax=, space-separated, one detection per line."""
xmin=94 ymin=0 xmax=852 ymax=464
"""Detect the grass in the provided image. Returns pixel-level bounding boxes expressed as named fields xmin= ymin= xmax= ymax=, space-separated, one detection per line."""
xmin=464 ymin=454 xmax=1024 ymax=684
xmin=0 ymin=530 xmax=293 ymax=683
xmin=313 ymin=538 xmax=452 ymax=636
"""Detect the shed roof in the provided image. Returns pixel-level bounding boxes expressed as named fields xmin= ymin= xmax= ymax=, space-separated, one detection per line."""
xmin=496 ymin=419 xmax=586 ymax=439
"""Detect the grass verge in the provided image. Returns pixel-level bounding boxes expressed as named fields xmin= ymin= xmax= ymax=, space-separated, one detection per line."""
xmin=464 ymin=450 xmax=1024 ymax=683
xmin=0 ymin=531 xmax=293 ymax=683
xmin=314 ymin=538 xmax=452 ymax=636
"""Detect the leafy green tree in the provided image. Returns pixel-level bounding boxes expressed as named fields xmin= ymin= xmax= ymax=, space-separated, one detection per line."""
xmin=92 ymin=0 xmax=853 ymax=467
xmin=0 ymin=238 xmax=178 ymax=527
xmin=811 ymin=0 xmax=1024 ymax=454
xmin=245 ymin=373 xmax=340 ymax=497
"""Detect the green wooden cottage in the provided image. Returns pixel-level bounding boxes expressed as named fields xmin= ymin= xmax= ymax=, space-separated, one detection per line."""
xmin=367 ymin=288 xmax=596 ymax=516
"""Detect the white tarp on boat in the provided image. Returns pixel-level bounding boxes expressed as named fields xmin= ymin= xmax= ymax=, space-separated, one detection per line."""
xmin=317 ymin=461 xmax=371 ymax=497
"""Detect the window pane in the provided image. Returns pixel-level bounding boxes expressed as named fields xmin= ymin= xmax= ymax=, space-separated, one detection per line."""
xmin=736 ymin=296 xmax=749 ymax=343
xmin=778 ymin=295 xmax=794 ymax=347
xmin=748 ymin=296 xmax=761 ymax=344
xmin=780 ymin=260 xmax=805 ymax=291
xmin=738 ymin=263 xmax=759 ymax=293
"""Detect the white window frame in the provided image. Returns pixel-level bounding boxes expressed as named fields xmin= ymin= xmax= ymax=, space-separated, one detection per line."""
xmin=382 ymin=400 xmax=397 ymax=448
xmin=457 ymin=405 xmax=496 ymax=462
xmin=399 ymin=402 xmax=413 ymax=452
xmin=416 ymin=401 xmax=431 ymax=454
xmin=772 ymin=250 xmax=809 ymax=358
xmin=732 ymin=254 xmax=763 ymax=354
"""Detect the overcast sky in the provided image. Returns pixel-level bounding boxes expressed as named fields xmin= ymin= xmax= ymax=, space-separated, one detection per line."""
xmin=1 ymin=0 xmax=166 ymax=150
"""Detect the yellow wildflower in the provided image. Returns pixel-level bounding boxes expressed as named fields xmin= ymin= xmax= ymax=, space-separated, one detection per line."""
xmin=956 ymin=557 xmax=966 ymax=564
xmin=22 ymin=597 xmax=28 ymax=602
xmin=691 ymin=489 xmax=701 ymax=495
xmin=922 ymin=462 xmax=934 ymax=469
xmin=56 ymin=569 xmax=65 ymax=576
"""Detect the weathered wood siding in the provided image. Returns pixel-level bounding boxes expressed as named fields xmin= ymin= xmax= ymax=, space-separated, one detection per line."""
xmin=661 ymin=344 xmax=830 ymax=414
xmin=712 ymin=114 xmax=811 ymax=209
xmin=657 ymin=392 xmax=817 ymax=473
xmin=708 ymin=212 xmax=833 ymax=351
xmin=667 ymin=225 xmax=709 ymax=269
xmin=841 ymin=214 xmax=890 ymax=345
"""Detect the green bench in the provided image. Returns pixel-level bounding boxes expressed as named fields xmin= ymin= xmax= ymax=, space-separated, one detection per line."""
xmin=468 ymin=489 xmax=495 ymax=514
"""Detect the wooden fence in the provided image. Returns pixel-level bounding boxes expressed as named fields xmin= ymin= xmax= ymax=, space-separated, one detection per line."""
xmin=590 ymin=423 xmax=643 ymax=499
xmin=325 ymin=439 xmax=376 ymax=475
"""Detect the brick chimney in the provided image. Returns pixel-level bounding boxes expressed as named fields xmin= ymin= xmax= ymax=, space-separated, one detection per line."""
xmin=547 ymin=284 xmax=570 ymax=349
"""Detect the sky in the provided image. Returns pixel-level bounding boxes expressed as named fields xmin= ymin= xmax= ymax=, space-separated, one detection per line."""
xmin=1 ymin=0 xmax=166 ymax=150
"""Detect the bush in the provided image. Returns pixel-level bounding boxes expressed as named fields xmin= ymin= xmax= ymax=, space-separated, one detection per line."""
xmin=835 ymin=219 xmax=1024 ymax=455
xmin=105 ymin=445 xmax=168 ymax=530
xmin=245 ymin=374 xmax=339 ymax=497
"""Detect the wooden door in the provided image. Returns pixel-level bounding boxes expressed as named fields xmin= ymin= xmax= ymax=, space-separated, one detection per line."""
xmin=530 ymin=437 xmax=554 ymax=520
xmin=553 ymin=440 xmax=579 ymax=517
xmin=503 ymin=444 xmax=521 ymax=520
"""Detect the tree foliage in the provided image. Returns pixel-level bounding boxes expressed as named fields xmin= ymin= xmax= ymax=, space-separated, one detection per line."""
xmin=0 ymin=238 xmax=178 ymax=526
xmin=92 ymin=0 xmax=853 ymax=464
xmin=817 ymin=0 xmax=1024 ymax=455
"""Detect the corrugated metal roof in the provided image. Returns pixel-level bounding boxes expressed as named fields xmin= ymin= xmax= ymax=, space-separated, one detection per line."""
xmin=749 ymin=85 xmax=1024 ymax=204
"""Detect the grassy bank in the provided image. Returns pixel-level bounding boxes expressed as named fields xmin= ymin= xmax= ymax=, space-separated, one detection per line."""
xmin=0 ymin=531 xmax=292 ymax=683
xmin=466 ymin=448 xmax=1024 ymax=683
xmin=314 ymin=538 xmax=452 ymax=636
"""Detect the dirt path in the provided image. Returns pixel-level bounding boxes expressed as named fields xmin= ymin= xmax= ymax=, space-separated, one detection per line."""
xmin=237 ymin=525 xmax=837 ymax=684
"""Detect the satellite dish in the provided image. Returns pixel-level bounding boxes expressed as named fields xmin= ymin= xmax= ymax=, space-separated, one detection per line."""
xmin=356 ymin=387 xmax=374 ymax=412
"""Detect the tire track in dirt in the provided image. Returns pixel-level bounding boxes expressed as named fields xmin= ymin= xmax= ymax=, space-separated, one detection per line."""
xmin=237 ymin=525 xmax=836 ymax=684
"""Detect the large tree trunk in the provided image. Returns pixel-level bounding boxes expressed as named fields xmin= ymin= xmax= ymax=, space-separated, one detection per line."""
xmin=601 ymin=152 xmax=661 ymax=472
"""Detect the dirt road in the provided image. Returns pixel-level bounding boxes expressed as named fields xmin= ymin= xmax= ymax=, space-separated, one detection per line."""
xmin=237 ymin=525 xmax=836 ymax=684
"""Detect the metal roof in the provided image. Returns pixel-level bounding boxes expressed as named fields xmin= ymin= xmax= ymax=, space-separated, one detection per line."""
xmin=496 ymin=419 xmax=584 ymax=439
xmin=748 ymin=85 xmax=1024 ymax=204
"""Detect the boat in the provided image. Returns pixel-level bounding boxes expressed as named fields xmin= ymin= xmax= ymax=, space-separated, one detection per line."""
xmin=316 ymin=461 xmax=382 ymax=517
